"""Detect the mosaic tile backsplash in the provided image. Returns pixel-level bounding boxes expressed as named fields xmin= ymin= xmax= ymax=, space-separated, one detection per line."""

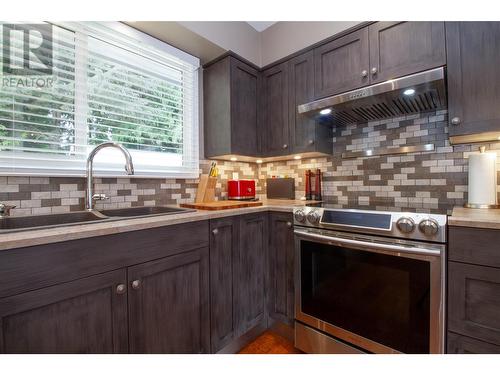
xmin=1 ymin=109 xmax=500 ymax=216
xmin=258 ymin=110 xmax=500 ymax=214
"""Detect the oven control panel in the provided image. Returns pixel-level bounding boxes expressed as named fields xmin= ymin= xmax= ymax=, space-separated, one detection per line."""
xmin=293 ymin=207 xmax=447 ymax=243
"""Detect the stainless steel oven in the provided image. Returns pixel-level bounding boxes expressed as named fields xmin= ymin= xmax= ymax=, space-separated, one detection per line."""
xmin=293 ymin=207 xmax=446 ymax=354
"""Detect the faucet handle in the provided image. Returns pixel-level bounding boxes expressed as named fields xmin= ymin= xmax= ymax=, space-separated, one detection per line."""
xmin=92 ymin=193 xmax=110 ymax=202
xmin=0 ymin=203 xmax=16 ymax=217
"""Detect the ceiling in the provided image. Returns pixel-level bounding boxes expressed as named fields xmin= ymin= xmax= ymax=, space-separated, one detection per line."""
xmin=246 ymin=21 xmax=276 ymax=32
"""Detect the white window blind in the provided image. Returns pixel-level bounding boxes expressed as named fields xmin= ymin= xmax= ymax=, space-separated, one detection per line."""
xmin=0 ymin=22 xmax=200 ymax=178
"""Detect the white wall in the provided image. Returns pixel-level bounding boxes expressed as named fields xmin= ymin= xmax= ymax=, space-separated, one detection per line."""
xmin=130 ymin=21 xmax=363 ymax=67
xmin=179 ymin=21 xmax=261 ymax=66
xmin=260 ymin=21 xmax=361 ymax=66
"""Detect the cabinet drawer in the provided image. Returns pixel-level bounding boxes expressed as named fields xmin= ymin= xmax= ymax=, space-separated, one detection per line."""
xmin=448 ymin=332 xmax=500 ymax=354
xmin=448 ymin=261 xmax=500 ymax=346
xmin=449 ymin=226 xmax=500 ymax=267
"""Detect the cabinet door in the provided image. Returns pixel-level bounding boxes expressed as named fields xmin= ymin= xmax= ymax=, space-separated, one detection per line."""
xmin=261 ymin=62 xmax=290 ymax=156
xmin=209 ymin=216 xmax=239 ymax=353
xmin=230 ymin=58 xmax=260 ymax=156
xmin=448 ymin=332 xmax=500 ymax=354
xmin=0 ymin=270 xmax=128 ymax=353
xmin=448 ymin=261 xmax=500 ymax=346
xmin=268 ymin=212 xmax=295 ymax=327
xmin=289 ymin=51 xmax=317 ymax=154
xmin=313 ymin=27 xmax=369 ymax=99
xmin=446 ymin=22 xmax=500 ymax=140
xmin=369 ymin=22 xmax=445 ymax=83
xmin=128 ymin=248 xmax=210 ymax=353
xmin=235 ymin=213 xmax=268 ymax=335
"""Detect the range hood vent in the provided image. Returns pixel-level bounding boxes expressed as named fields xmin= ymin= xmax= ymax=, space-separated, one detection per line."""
xmin=298 ymin=68 xmax=446 ymax=126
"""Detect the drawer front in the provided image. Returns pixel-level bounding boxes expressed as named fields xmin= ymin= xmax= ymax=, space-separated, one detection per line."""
xmin=448 ymin=332 xmax=500 ymax=354
xmin=0 ymin=220 xmax=209 ymax=298
xmin=448 ymin=261 xmax=500 ymax=346
xmin=449 ymin=226 xmax=500 ymax=267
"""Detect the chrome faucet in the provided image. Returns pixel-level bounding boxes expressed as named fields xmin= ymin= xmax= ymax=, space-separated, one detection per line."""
xmin=0 ymin=203 xmax=16 ymax=217
xmin=86 ymin=142 xmax=134 ymax=211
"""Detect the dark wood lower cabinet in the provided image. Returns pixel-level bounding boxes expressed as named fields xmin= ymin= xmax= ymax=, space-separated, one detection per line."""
xmin=448 ymin=332 xmax=500 ymax=354
xmin=0 ymin=212 xmax=297 ymax=354
xmin=0 ymin=270 xmax=128 ymax=353
xmin=209 ymin=213 xmax=268 ymax=353
xmin=268 ymin=212 xmax=295 ymax=330
xmin=235 ymin=213 xmax=268 ymax=335
xmin=209 ymin=217 xmax=239 ymax=352
xmin=128 ymin=248 xmax=210 ymax=353
xmin=448 ymin=226 xmax=500 ymax=353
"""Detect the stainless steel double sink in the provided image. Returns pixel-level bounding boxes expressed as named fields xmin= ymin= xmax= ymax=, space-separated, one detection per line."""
xmin=0 ymin=206 xmax=196 ymax=233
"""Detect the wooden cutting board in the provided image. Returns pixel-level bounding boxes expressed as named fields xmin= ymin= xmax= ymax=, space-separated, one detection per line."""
xmin=180 ymin=200 xmax=263 ymax=211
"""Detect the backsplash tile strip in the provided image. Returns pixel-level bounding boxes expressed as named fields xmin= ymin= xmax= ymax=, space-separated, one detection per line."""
xmin=1 ymin=109 xmax=500 ymax=216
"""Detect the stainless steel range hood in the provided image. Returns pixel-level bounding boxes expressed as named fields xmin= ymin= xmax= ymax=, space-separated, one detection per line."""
xmin=298 ymin=67 xmax=446 ymax=126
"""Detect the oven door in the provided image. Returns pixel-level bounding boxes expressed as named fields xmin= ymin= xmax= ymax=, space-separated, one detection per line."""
xmin=294 ymin=227 xmax=445 ymax=354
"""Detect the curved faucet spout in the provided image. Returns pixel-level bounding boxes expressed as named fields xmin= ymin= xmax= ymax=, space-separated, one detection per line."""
xmin=86 ymin=142 xmax=135 ymax=211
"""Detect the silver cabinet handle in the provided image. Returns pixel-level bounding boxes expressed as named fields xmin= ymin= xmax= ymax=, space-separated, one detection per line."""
xmin=116 ymin=284 xmax=126 ymax=294
xmin=308 ymin=139 xmax=314 ymax=145
xmin=361 ymin=70 xmax=368 ymax=77
xmin=212 ymin=228 xmax=219 ymax=235
xmin=131 ymin=280 xmax=141 ymax=290
xmin=371 ymin=67 xmax=378 ymax=75
xmin=283 ymin=144 xmax=288 ymax=149
xmin=294 ymin=229 xmax=441 ymax=257
xmin=286 ymin=221 xmax=292 ymax=228
xmin=451 ymin=117 xmax=461 ymax=125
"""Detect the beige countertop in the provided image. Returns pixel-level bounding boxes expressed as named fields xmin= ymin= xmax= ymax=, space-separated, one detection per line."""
xmin=449 ymin=207 xmax=500 ymax=230
xmin=0 ymin=199 xmax=319 ymax=251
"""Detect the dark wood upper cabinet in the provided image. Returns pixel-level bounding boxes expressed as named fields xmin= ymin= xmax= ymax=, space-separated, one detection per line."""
xmin=260 ymin=62 xmax=290 ymax=156
xmin=313 ymin=27 xmax=370 ymax=99
xmin=209 ymin=217 xmax=239 ymax=353
xmin=0 ymin=270 xmax=128 ymax=353
xmin=368 ymin=21 xmax=445 ymax=83
xmin=289 ymin=51 xmax=331 ymax=154
xmin=128 ymin=248 xmax=210 ymax=354
xmin=448 ymin=261 xmax=500 ymax=347
xmin=267 ymin=212 xmax=295 ymax=328
xmin=204 ymin=56 xmax=260 ymax=158
xmin=446 ymin=22 xmax=500 ymax=143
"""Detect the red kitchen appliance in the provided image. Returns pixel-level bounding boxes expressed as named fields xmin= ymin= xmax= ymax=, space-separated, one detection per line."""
xmin=227 ymin=179 xmax=256 ymax=200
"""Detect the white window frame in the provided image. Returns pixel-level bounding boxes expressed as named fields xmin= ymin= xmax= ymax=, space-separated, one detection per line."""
xmin=0 ymin=21 xmax=200 ymax=179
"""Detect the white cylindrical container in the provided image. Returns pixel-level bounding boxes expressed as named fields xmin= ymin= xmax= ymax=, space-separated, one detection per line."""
xmin=467 ymin=146 xmax=498 ymax=208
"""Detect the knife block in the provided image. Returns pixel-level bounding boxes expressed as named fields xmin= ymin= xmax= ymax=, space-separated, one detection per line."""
xmin=195 ymin=175 xmax=217 ymax=203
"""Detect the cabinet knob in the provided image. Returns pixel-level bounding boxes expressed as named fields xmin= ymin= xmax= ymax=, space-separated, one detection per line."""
xmin=131 ymin=280 xmax=141 ymax=290
xmin=116 ymin=284 xmax=126 ymax=294
xmin=286 ymin=221 xmax=292 ymax=228
xmin=212 ymin=228 xmax=219 ymax=235
xmin=283 ymin=144 xmax=288 ymax=149
xmin=361 ymin=70 xmax=368 ymax=77
xmin=451 ymin=117 xmax=461 ymax=125
xmin=371 ymin=67 xmax=378 ymax=75
xmin=308 ymin=139 xmax=314 ymax=145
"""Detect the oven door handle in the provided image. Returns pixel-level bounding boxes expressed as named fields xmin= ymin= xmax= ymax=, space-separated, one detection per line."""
xmin=294 ymin=229 xmax=442 ymax=256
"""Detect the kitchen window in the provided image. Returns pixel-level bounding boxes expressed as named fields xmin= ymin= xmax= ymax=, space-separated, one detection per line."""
xmin=0 ymin=22 xmax=200 ymax=178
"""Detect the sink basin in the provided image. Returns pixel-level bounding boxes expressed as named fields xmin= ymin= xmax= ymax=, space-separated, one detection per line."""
xmin=99 ymin=206 xmax=195 ymax=218
xmin=0 ymin=205 xmax=196 ymax=233
xmin=0 ymin=211 xmax=106 ymax=232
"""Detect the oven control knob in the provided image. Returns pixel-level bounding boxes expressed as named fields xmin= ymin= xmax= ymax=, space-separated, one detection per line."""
xmin=294 ymin=209 xmax=306 ymax=223
xmin=419 ymin=218 xmax=439 ymax=236
xmin=396 ymin=217 xmax=415 ymax=233
xmin=307 ymin=210 xmax=321 ymax=225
